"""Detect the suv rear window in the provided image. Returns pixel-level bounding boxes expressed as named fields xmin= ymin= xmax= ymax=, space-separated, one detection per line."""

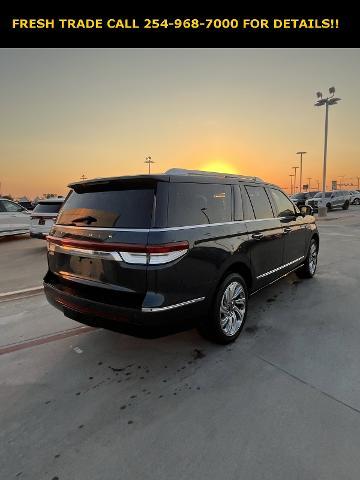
xmin=33 ymin=202 xmax=63 ymax=214
xmin=168 ymin=183 xmax=232 ymax=227
xmin=57 ymin=187 xmax=154 ymax=228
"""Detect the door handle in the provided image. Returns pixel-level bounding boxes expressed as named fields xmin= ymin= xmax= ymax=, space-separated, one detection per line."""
xmin=283 ymin=227 xmax=291 ymax=234
xmin=252 ymin=233 xmax=263 ymax=240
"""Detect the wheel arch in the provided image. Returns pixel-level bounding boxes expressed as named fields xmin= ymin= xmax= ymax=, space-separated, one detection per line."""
xmin=218 ymin=261 xmax=253 ymax=293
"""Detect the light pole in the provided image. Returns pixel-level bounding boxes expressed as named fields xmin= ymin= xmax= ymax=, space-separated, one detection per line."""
xmin=292 ymin=166 xmax=299 ymax=193
xmin=296 ymin=151 xmax=307 ymax=192
xmin=315 ymin=87 xmax=341 ymax=216
xmin=338 ymin=175 xmax=345 ymax=190
xmin=145 ymin=156 xmax=154 ymax=174
xmin=289 ymin=174 xmax=295 ymax=195
xmin=307 ymin=177 xmax=312 ymax=191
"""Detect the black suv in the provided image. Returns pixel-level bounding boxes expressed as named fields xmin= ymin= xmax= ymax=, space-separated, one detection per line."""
xmin=44 ymin=169 xmax=319 ymax=344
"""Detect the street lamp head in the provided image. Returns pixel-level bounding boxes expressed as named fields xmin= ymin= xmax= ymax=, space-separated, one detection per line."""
xmin=316 ymin=91 xmax=323 ymax=99
xmin=329 ymin=86 xmax=335 ymax=96
xmin=328 ymin=97 xmax=341 ymax=105
xmin=315 ymin=99 xmax=327 ymax=107
xmin=296 ymin=151 xmax=307 ymax=155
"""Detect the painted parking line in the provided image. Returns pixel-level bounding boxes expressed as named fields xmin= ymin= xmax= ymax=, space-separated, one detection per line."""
xmin=319 ymin=232 xmax=358 ymax=237
xmin=0 ymin=286 xmax=44 ymax=303
xmin=0 ymin=325 xmax=96 ymax=356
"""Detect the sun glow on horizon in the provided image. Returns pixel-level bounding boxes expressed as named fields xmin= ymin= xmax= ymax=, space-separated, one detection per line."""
xmin=199 ymin=160 xmax=240 ymax=175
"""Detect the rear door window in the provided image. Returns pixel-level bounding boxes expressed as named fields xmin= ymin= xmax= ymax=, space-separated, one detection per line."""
xmin=168 ymin=183 xmax=232 ymax=227
xmin=245 ymin=186 xmax=274 ymax=219
xmin=2 ymin=200 xmax=23 ymax=213
xmin=57 ymin=187 xmax=155 ymax=228
xmin=33 ymin=203 xmax=63 ymax=214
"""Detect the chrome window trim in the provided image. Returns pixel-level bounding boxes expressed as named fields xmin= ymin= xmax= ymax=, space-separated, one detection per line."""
xmin=54 ymin=218 xmax=279 ymax=233
xmin=256 ymin=256 xmax=305 ymax=279
xmin=142 ymin=296 xmax=205 ymax=313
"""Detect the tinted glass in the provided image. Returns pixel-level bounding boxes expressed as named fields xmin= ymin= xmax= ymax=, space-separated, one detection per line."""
xmin=291 ymin=193 xmax=306 ymax=199
xmin=168 ymin=183 xmax=232 ymax=227
xmin=2 ymin=200 xmax=23 ymax=212
xmin=57 ymin=187 xmax=154 ymax=228
xmin=245 ymin=186 xmax=274 ymax=219
xmin=33 ymin=203 xmax=63 ymax=214
xmin=314 ymin=192 xmax=331 ymax=198
xmin=270 ymin=189 xmax=295 ymax=217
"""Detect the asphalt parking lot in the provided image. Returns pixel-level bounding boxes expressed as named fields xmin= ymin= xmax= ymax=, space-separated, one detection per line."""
xmin=1 ymin=208 xmax=360 ymax=480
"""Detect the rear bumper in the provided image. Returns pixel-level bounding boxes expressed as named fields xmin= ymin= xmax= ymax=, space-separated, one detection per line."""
xmin=44 ymin=274 xmax=207 ymax=329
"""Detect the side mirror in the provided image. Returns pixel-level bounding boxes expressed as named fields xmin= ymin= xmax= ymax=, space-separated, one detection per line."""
xmin=300 ymin=205 xmax=313 ymax=217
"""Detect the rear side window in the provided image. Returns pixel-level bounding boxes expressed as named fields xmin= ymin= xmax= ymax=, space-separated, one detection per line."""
xmin=270 ymin=189 xmax=295 ymax=217
xmin=33 ymin=202 xmax=63 ymax=214
xmin=57 ymin=187 xmax=154 ymax=228
xmin=1 ymin=200 xmax=23 ymax=213
xmin=245 ymin=186 xmax=274 ymax=219
xmin=168 ymin=183 xmax=232 ymax=227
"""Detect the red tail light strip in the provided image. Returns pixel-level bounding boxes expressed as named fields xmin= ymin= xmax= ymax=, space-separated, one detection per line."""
xmin=46 ymin=236 xmax=189 ymax=254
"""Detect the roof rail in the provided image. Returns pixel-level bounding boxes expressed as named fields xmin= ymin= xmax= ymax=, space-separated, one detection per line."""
xmin=165 ymin=168 xmax=263 ymax=182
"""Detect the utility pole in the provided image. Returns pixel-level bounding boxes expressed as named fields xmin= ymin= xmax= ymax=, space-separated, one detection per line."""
xmin=145 ymin=156 xmax=154 ymax=174
xmin=289 ymin=174 xmax=295 ymax=195
xmin=292 ymin=166 xmax=299 ymax=193
xmin=296 ymin=151 xmax=307 ymax=192
xmin=307 ymin=177 xmax=312 ymax=191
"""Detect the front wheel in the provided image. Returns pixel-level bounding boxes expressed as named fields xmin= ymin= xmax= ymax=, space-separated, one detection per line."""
xmin=198 ymin=273 xmax=248 ymax=344
xmin=354 ymin=198 xmax=360 ymax=205
xmin=297 ymin=239 xmax=318 ymax=278
xmin=342 ymin=201 xmax=350 ymax=210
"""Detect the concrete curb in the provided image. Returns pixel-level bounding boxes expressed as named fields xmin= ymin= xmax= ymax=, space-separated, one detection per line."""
xmin=0 ymin=286 xmax=44 ymax=303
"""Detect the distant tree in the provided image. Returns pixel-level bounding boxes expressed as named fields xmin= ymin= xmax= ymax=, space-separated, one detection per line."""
xmin=42 ymin=193 xmax=58 ymax=199
xmin=2 ymin=194 xmax=13 ymax=200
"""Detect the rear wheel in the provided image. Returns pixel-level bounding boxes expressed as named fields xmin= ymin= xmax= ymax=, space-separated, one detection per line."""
xmin=297 ymin=238 xmax=318 ymax=279
xmin=342 ymin=201 xmax=350 ymax=210
xmin=354 ymin=198 xmax=360 ymax=205
xmin=198 ymin=273 xmax=248 ymax=344
xmin=326 ymin=203 xmax=332 ymax=211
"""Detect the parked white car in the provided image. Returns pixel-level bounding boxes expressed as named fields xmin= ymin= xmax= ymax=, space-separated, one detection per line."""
xmin=0 ymin=198 xmax=31 ymax=237
xmin=349 ymin=190 xmax=360 ymax=205
xmin=30 ymin=197 xmax=65 ymax=239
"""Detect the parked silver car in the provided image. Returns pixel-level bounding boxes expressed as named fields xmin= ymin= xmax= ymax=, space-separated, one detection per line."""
xmin=349 ymin=191 xmax=360 ymax=205
xmin=0 ymin=198 xmax=31 ymax=237
xmin=30 ymin=197 xmax=64 ymax=239
xmin=306 ymin=190 xmax=351 ymax=212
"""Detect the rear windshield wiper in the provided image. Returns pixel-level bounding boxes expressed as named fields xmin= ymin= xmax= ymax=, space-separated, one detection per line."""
xmin=69 ymin=215 xmax=98 ymax=225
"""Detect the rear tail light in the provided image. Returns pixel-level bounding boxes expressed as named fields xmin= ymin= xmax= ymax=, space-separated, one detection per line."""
xmin=46 ymin=236 xmax=189 ymax=265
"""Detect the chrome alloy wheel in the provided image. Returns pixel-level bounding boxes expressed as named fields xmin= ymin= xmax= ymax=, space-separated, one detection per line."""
xmin=308 ymin=242 xmax=318 ymax=275
xmin=219 ymin=281 xmax=246 ymax=336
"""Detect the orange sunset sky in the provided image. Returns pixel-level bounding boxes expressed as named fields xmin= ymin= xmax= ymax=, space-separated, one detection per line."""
xmin=0 ymin=48 xmax=359 ymax=198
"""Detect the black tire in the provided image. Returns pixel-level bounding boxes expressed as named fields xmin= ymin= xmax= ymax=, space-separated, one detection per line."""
xmin=297 ymin=238 xmax=318 ymax=279
xmin=354 ymin=198 xmax=360 ymax=205
xmin=198 ymin=273 xmax=248 ymax=344
xmin=326 ymin=203 xmax=332 ymax=211
xmin=342 ymin=201 xmax=350 ymax=210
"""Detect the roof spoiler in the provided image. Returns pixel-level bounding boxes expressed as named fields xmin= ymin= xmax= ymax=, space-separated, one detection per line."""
xmin=165 ymin=168 xmax=263 ymax=182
